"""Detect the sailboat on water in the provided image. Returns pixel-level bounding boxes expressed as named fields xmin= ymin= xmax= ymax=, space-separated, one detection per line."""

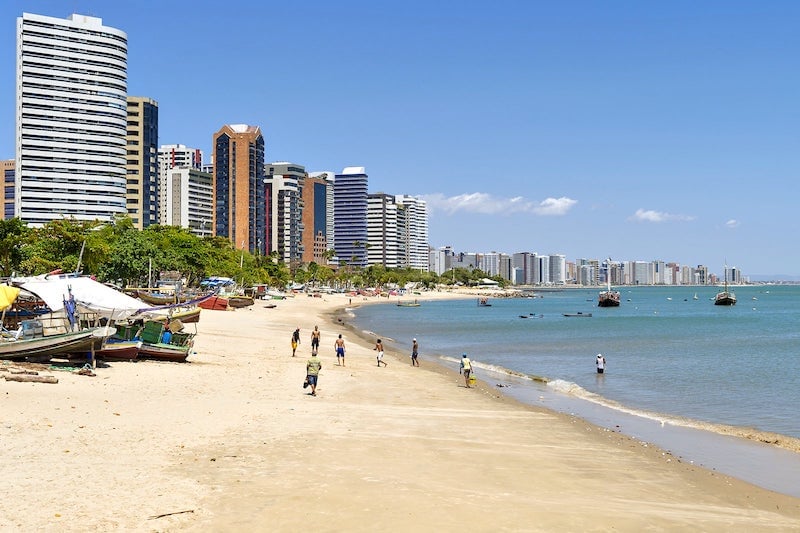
xmin=598 ymin=258 xmax=620 ymax=307
xmin=714 ymin=264 xmax=737 ymax=306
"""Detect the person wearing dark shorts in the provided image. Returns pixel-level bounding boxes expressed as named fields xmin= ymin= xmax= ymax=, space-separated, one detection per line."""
xmin=306 ymin=352 xmax=322 ymax=396
xmin=311 ymin=326 xmax=321 ymax=355
xmin=411 ymin=338 xmax=419 ymax=367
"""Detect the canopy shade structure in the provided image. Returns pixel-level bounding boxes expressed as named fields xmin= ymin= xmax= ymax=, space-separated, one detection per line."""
xmin=11 ymin=275 xmax=154 ymax=322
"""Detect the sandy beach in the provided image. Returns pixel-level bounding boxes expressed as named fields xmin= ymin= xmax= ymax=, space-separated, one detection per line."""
xmin=2 ymin=292 xmax=799 ymax=532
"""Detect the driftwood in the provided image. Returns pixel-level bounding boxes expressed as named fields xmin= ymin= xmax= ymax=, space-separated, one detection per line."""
xmin=3 ymin=374 xmax=58 ymax=384
xmin=148 ymin=509 xmax=195 ymax=520
xmin=9 ymin=369 xmax=38 ymax=375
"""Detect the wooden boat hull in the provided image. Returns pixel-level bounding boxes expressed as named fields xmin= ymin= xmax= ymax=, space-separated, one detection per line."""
xmin=198 ymin=295 xmax=228 ymax=311
xmin=136 ymin=292 xmax=177 ymax=305
xmin=138 ymin=343 xmax=191 ymax=362
xmin=714 ymin=292 xmax=737 ymax=306
xmin=598 ymin=291 xmax=620 ymax=307
xmin=149 ymin=306 xmax=201 ymax=324
xmin=227 ymin=296 xmax=255 ymax=308
xmin=0 ymin=329 xmax=104 ymax=361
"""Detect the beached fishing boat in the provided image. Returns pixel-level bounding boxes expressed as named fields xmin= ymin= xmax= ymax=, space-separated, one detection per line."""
xmin=137 ymin=320 xmax=194 ymax=362
xmin=1 ymin=326 xmax=105 ymax=361
xmin=198 ymin=295 xmax=228 ymax=310
xmin=227 ymin=295 xmax=255 ymax=309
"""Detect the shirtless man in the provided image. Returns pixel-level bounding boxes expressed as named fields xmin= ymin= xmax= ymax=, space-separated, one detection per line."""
xmin=334 ymin=334 xmax=346 ymax=366
xmin=311 ymin=326 xmax=321 ymax=355
xmin=374 ymin=338 xmax=388 ymax=367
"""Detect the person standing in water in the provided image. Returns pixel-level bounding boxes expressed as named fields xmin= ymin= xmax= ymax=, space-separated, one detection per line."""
xmin=460 ymin=353 xmax=472 ymax=387
xmin=374 ymin=338 xmax=388 ymax=367
xmin=596 ymin=353 xmax=606 ymax=374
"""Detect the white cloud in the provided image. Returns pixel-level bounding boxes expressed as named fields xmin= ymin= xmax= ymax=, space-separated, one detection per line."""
xmin=422 ymin=193 xmax=577 ymax=216
xmin=630 ymin=208 xmax=695 ymax=223
xmin=725 ymin=219 xmax=740 ymax=228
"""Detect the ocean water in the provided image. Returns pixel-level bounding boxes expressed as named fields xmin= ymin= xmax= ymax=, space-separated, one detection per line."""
xmin=351 ymin=285 xmax=800 ymax=440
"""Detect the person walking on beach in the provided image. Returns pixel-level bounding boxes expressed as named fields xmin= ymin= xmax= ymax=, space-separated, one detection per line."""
xmin=596 ymin=353 xmax=606 ymax=374
xmin=374 ymin=339 xmax=388 ymax=367
xmin=335 ymin=334 xmax=346 ymax=366
xmin=291 ymin=327 xmax=301 ymax=357
xmin=460 ymin=353 xmax=472 ymax=388
xmin=310 ymin=326 xmax=321 ymax=355
xmin=305 ymin=351 xmax=322 ymax=396
xmin=411 ymin=338 xmax=419 ymax=366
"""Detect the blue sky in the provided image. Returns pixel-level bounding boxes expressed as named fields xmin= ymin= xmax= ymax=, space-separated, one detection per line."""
xmin=2 ymin=1 xmax=799 ymax=278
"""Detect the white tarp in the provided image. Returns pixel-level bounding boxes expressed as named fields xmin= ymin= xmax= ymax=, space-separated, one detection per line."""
xmin=12 ymin=275 xmax=154 ymax=321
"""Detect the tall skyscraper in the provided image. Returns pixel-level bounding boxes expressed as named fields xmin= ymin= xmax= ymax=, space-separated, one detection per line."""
xmin=157 ymin=144 xmax=204 ymax=227
xmin=126 ymin=97 xmax=159 ymax=228
xmin=309 ymin=171 xmax=336 ymax=259
xmin=264 ymin=162 xmax=304 ymax=266
xmin=367 ymin=193 xmax=401 ymax=268
xmin=1 ymin=160 xmax=14 ymax=220
xmin=333 ymin=167 xmax=368 ymax=267
xmin=395 ymin=195 xmax=428 ymax=271
xmin=212 ymin=124 xmax=266 ymax=252
xmin=160 ymin=167 xmax=213 ymax=237
xmin=16 ymin=13 xmax=128 ymax=226
xmin=302 ymin=173 xmax=330 ymax=265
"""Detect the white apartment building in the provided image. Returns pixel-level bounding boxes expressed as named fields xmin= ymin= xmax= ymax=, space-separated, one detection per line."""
xmin=157 ymin=144 xmax=204 ymax=225
xmin=160 ymin=167 xmax=213 ymax=237
xmin=264 ymin=169 xmax=302 ymax=266
xmin=396 ymin=195 xmax=429 ymax=271
xmin=16 ymin=13 xmax=128 ymax=225
xmin=367 ymin=193 xmax=401 ymax=268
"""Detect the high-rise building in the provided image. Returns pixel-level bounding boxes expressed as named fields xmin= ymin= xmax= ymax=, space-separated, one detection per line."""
xmin=16 ymin=13 xmax=128 ymax=226
xmin=309 ymin=171 xmax=336 ymax=260
xmin=302 ymin=173 xmax=330 ymax=265
xmin=367 ymin=193 xmax=401 ymax=268
xmin=157 ymin=144 xmax=204 ymax=226
xmin=333 ymin=167 xmax=368 ymax=267
xmin=1 ymin=160 xmax=14 ymax=220
xmin=395 ymin=195 xmax=429 ymax=271
xmin=212 ymin=125 xmax=266 ymax=252
xmin=264 ymin=162 xmax=304 ymax=266
xmin=125 ymin=97 xmax=158 ymax=228
xmin=161 ymin=167 xmax=213 ymax=237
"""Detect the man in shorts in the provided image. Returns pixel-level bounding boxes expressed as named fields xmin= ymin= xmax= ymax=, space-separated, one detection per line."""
xmin=460 ymin=353 xmax=472 ymax=388
xmin=374 ymin=338 xmax=388 ymax=367
xmin=335 ymin=334 xmax=346 ymax=366
xmin=411 ymin=338 xmax=419 ymax=366
xmin=311 ymin=326 xmax=321 ymax=355
xmin=306 ymin=352 xmax=322 ymax=396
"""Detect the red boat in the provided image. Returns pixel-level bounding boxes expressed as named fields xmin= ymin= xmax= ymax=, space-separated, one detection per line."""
xmin=198 ymin=295 xmax=228 ymax=310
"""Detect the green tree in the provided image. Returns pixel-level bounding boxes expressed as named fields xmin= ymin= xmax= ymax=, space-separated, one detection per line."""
xmin=0 ymin=218 xmax=30 ymax=276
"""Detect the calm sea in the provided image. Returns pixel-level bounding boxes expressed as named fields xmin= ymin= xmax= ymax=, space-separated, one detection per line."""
xmin=351 ymin=285 xmax=800 ymax=440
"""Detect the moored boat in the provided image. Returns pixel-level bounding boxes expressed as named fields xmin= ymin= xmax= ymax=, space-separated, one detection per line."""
xmin=397 ymin=300 xmax=420 ymax=307
xmin=714 ymin=264 xmax=737 ymax=306
xmin=598 ymin=259 xmax=621 ymax=307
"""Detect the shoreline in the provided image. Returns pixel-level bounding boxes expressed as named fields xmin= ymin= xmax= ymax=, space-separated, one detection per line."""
xmin=340 ymin=294 xmax=800 ymax=497
xmin=2 ymin=291 xmax=799 ymax=530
